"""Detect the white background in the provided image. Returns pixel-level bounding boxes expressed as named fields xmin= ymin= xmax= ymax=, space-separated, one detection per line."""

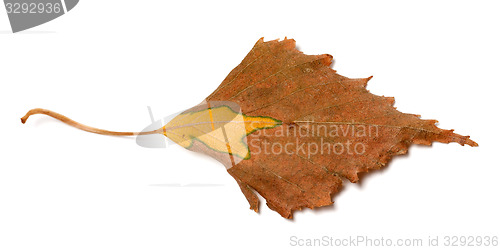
xmin=1 ymin=1 xmax=499 ymax=249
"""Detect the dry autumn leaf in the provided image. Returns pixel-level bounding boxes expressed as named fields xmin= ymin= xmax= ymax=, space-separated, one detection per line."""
xmin=21 ymin=38 xmax=477 ymax=219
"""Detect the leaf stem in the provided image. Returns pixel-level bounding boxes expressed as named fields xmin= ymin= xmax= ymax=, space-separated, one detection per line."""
xmin=21 ymin=108 xmax=163 ymax=136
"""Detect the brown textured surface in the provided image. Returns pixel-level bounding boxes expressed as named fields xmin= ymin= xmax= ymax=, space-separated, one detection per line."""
xmin=196 ymin=38 xmax=477 ymax=218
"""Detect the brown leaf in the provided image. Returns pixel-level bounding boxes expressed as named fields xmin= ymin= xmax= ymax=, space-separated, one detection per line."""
xmin=183 ymin=38 xmax=477 ymax=219
xmin=21 ymin=37 xmax=477 ymax=219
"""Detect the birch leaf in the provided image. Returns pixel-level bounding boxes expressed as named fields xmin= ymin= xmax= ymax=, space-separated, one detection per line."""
xmin=21 ymin=38 xmax=477 ymax=219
